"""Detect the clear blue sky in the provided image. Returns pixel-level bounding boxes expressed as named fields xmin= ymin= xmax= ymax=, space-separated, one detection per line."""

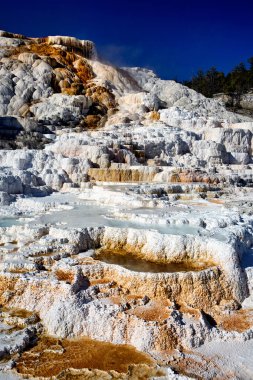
xmin=1 ymin=0 xmax=253 ymax=80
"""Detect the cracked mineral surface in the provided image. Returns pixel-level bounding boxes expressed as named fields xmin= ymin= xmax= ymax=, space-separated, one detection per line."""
xmin=0 ymin=30 xmax=252 ymax=379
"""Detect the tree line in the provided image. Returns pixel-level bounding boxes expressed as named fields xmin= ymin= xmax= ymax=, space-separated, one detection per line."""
xmin=183 ymin=58 xmax=253 ymax=105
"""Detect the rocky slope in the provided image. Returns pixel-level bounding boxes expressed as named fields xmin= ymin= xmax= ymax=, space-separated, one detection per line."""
xmin=0 ymin=30 xmax=252 ymax=379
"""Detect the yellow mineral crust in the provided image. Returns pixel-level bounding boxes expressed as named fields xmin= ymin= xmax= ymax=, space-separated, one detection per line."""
xmin=15 ymin=335 xmax=161 ymax=379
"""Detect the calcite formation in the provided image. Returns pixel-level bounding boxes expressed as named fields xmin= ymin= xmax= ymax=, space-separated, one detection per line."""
xmin=0 ymin=30 xmax=252 ymax=379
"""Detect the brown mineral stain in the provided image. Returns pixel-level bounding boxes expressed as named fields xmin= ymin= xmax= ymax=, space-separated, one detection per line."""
xmin=208 ymin=198 xmax=224 ymax=205
xmin=55 ymin=270 xmax=75 ymax=283
xmin=13 ymin=44 xmax=94 ymax=82
xmin=86 ymin=84 xmax=116 ymax=109
xmin=217 ymin=309 xmax=253 ymax=332
xmin=177 ymin=195 xmax=195 ymax=201
xmin=74 ymin=257 xmax=97 ymax=265
xmin=88 ymin=168 xmax=158 ymax=183
xmin=109 ymin=294 xmax=143 ymax=306
xmin=150 ymin=111 xmax=160 ymax=121
xmin=167 ymin=349 xmax=236 ymax=380
xmin=16 ymin=335 xmax=155 ymax=378
xmin=90 ymin=277 xmax=112 ymax=286
xmin=8 ymin=268 xmax=31 ymax=274
xmin=109 ymin=296 xmax=123 ymax=305
xmin=178 ymin=303 xmax=201 ymax=319
xmin=1 ymin=307 xmax=34 ymax=319
xmin=183 ymin=201 xmax=209 ymax=207
xmin=129 ymin=301 xmax=171 ymax=322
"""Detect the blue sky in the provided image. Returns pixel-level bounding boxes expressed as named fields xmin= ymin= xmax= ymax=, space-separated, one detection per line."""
xmin=1 ymin=0 xmax=253 ymax=80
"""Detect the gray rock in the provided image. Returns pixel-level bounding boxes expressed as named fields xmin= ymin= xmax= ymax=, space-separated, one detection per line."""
xmin=30 ymin=94 xmax=92 ymax=124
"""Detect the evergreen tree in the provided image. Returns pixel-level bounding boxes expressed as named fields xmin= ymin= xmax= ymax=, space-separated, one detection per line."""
xmin=248 ymin=57 xmax=253 ymax=89
xmin=184 ymin=57 xmax=253 ymax=101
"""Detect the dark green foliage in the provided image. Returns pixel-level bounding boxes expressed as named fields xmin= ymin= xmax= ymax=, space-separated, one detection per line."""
xmin=183 ymin=58 xmax=253 ymax=102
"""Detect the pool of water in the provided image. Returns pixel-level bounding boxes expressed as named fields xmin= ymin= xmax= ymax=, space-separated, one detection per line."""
xmin=33 ymin=200 xmax=203 ymax=236
xmin=94 ymin=249 xmax=212 ymax=273
xmin=0 ymin=192 xmax=226 ymax=241
xmin=0 ymin=217 xmax=21 ymax=228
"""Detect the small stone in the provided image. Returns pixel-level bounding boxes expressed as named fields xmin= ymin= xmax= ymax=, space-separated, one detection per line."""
xmin=121 ymin=302 xmax=131 ymax=311
xmin=141 ymin=295 xmax=150 ymax=305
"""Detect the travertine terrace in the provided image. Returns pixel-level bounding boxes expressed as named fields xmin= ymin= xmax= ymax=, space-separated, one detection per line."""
xmin=0 ymin=30 xmax=252 ymax=379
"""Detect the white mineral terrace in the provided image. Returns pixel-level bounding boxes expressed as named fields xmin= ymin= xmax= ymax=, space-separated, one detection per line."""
xmin=0 ymin=31 xmax=252 ymax=379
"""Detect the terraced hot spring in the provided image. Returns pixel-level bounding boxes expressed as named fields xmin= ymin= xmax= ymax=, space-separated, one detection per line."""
xmin=15 ymin=335 xmax=158 ymax=378
xmin=94 ymin=249 xmax=213 ymax=273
